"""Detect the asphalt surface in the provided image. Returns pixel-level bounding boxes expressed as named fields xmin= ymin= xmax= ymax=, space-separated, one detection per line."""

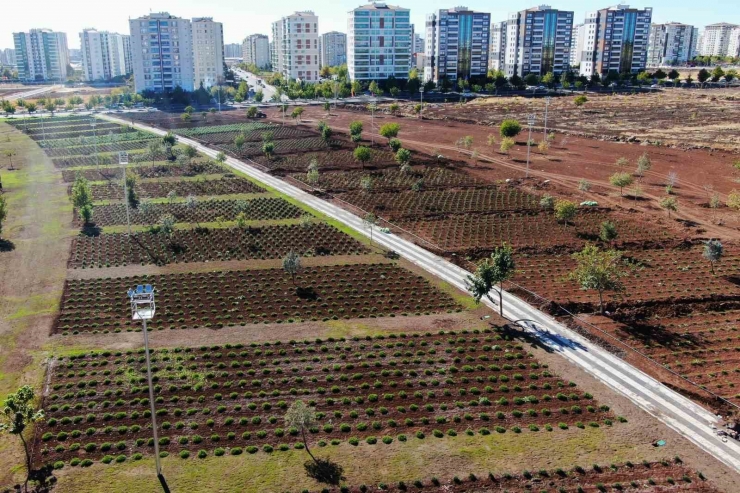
xmin=99 ymin=113 xmax=740 ymax=474
xmin=4 ymin=85 xmax=58 ymax=101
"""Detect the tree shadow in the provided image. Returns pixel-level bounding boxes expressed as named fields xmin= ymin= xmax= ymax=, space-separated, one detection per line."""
xmin=296 ymin=287 xmax=318 ymax=300
xmin=81 ymin=224 xmax=102 ymax=237
xmin=304 ymin=458 xmax=345 ymax=486
xmin=0 ymin=238 xmax=15 ymax=252
xmin=25 ymin=464 xmax=56 ymax=493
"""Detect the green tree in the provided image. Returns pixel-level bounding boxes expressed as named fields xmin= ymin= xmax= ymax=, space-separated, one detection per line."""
xmin=363 ymin=212 xmax=378 ymax=245
xmin=660 ymin=196 xmax=678 ymax=218
xmin=599 ymin=221 xmax=618 ymax=247
xmin=291 ymin=107 xmax=305 ymax=121
xmin=368 ymin=81 xmax=380 ymax=96
xmin=465 ymin=244 xmax=515 ymax=317
xmin=573 ymin=95 xmax=588 ymax=107
xmin=353 ymin=146 xmax=372 ymax=170
xmin=389 ymin=138 xmax=402 ymax=152
xmin=499 ymin=137 xmax=515 ymax=154
xmin=668 ymin=69 xmax=680 ymax=82
xmin=320 ymin=125 xmax=333 ymax=144
xmin=711 ymin=66 xmax=725 ymax=82
xmin=539 ymin=194 xmax=554 ymax=210
xmin=282 ymin=251 xmax=302 ymax=286
xmin=499 ymin=119 xmax=522 ymax=138
xmin=554 ymin=200 xmax=578 ymax=226
xmin=395 ymin=148 xmax=411 ymax=167
xmin=162 ymin=132 xmax=177 ymax=160
xmin=703 ymin=239 xmax=723 ymax=275
xmin=0 ymin=386 xmax=44 ymax=492
xmin=247 ymin=106 xmax=258 ymax=118
xmin=263 ymin=141 xmax=275 ymax=160
xmin=71 ymin=175 xmax=93 ymax=210
xmin=184 ymin=105 xmax=194 ymax=115
xmin=0 ymin=195 xmax=7 ymax=237
xmin=379 ymin=123 xmax=400 ymax=141
xmin=125 ymin=171 xmax=138 ymax=208
xmin=697 ymin=68 xmax=710 ymax=87
xmin=349 ymin=121 xmax=363 ymax=144
xmin=184 ymin=145 xmax=198 ymax=163
xmin=216 ymin=152 xmax=227 ymax=164
xmin=609 ymin=172 xmax=634 ymax=197
xmin=569 ymin=244 xmax=628 ymax=314
xmin=254 ymin=89 xmax=264 ymax=102
xmin=234 ymin=134 xmax=246 ymax=152
xmin=636 ymin=153 xmax=651 ymax=180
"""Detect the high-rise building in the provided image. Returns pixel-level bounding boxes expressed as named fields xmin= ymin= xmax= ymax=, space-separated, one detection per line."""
xmin=272 ymin=11 xmax=320 ymax=81
xmin=569 ymin=23 xmax=586 ymax=67
xmin=320 ymin=31 xmax=347 ymax=67
xmin=80 ymin=29 xmax=132 ymax=81
xmin=129 ymin=12 xmax=194 ymax=92
xmin=243 ymin=34 xmax=271 ymax=69
xmin=647 ymin=23 xmax=698 ymax=66
xmin=503 ymin=5 xmax=574 ymax=78
xmin=488 ymin=21 xmax=506 ymax=72
xmin=698 ymin=23 xmax=739 ymax=56
xmin=425 ymin=7 xmax=490 ymax=84
xmin=728 ymin=28 xmax=740 ymax=58
xmin=347 ymin=2 xmax=412 ymax=81
xmin=12 ymin=29 xmax=69 ymax=82
xmin=580 ymin=5 xmax=652 ymax=77
xmin=192 ymin=17 xmax=224 ymax=89
xmin=224 ymin=43 xmax=242 ymax=58
xmin=0 ymin=48 xmax=16 ymax=67
xmin=413 ymin=32 xmax=424 ymax=54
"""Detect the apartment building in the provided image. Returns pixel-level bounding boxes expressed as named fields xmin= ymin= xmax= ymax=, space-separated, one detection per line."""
xmin=272 ymin=11 xmax=320 ymax=81
xmin=192 ymin=18 xmax=224 ymax=89
xmin=0 ymin=48 xmax=16 ymax=67
xmin=347 ymin=2 xmax=412 ymax=81
xmin=80 ymin=29 xmax=132 ymax=81
xmin=489 ymin=21 xmax=507 ymax=72
xmin=698 ymin=23 xmax=739 ymax=56
xmin=728 ymin=28 xmax=740 ymax=58
xmin=413 ymin=32 xmax=424 ymax=54
xmin=580 ymin=5 xmax=652 ymax=77
xmin=320 ymin=31 xmax=347 ymax=67
xmin=425 ymin=7 xmax=490 ymax=84
xmin=129 ymin=12 xmax=194 ymax=92
xmin=243 ymin=34 xmax=271 ymax=69
xmin=12 ymin=29 xmax=69 ymax=82
xmin=569 ymin=23 xmax=586 ymax=66
xmin=647 ymin=22 xmax=698 ymax=66
xmin=224 ymin=43 xmax=241 ymax=58
xmin=503 ymin=5 xmax=574 ymax=78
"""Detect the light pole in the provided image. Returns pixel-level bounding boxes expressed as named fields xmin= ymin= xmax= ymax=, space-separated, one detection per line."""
xmin=526 ymin=113 xmax=535 ymax=178
xmin=91 ymin=118 xmax=99 ymax=172
xmin=370 ymin=96 xmax=376 ymax=146
xmin=332 ymin=74 xmax=339 ymax=110
xmin=543 ymin=96 xmax=551 ymax=141
xmin=120 ymin=151 xmax=131 ymax=235
xmin=419 ymin=87 xmax=424 ymax=119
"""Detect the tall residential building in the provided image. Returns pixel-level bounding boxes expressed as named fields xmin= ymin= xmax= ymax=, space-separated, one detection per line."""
xmin=425 ymin=7 xmax=490 ymax=84
xmin=129 ymin=12 xmax=194 ymax=92
xmin=0 ymin=48 xmax=16 ymax=67
xmin=698 ymin=23 xmax=739 ymax=56
xmin=580 ymin=5 xmax=652 ymax=77
xmin=191 ymin=18 xmax=224 ymax=89
xmin=224 ymin=43 xmax=242 ymax=58
xmin=503 ymin=6 xmax=574 ymax=78
xmin=413 ymin=32 xmax=424 ymax=54
xmin=80 ymin=29 xmax=132 ymax=81
xmin=243 ymin=34 xmax=271 ymax=69
xmin=320 ymin=31 xmax=347 ymax=67
xmin=569 ymin=23 xmax=586 ymax=67
xmin=728 ymin=28 xmax=740 ymax=58
xmin=12 ymin=29 xmax=69 ymax=82
xmin=647 ymin=23 xmax=698 ymax=66
xmin=489 ymin=21 xmax=507 ymax=72
xmin=272 ymin=11 xmax=320 ymax=81
xmin=347 ymin=2 xmax=412 ymax=81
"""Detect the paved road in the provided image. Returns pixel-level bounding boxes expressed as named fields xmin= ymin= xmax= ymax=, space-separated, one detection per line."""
xmin=234 ymin=69 xmax=278 ymax=101
xmin=101 ymin=114 xmax=740 ymax=474
xmin=4 ymin=85 xmax=59 ymax=101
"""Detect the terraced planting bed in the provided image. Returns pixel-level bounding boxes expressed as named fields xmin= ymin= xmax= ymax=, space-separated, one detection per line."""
xmin=44 ymin=140 xmax=156 ymax=159
xmin=254 ymin=149 xmax=399 ymax=172
xmin=178 ymin=125 xmax=315 ymax=144
xmin=221 ymin=137 xmax=338 ymax=158
xmin=69 ymin=223 xmax=369 ymax=268
xmin=86 ymin=176 xmax=264 ymax=201
xmin=60 ymin=161 xmax=225 ymax=183
xmin=292 ymin=166 xmax=484 ymax=192
xmin=54 ymin=263 xmax=461 ymax=334
xmin=82 ymin=197 xmax=303 ymax=227
xmin=36 ymin=329 xmax=617 ymax=466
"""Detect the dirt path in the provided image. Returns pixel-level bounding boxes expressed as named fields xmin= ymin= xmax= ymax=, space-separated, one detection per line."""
xmin=0 ymin=122 xmax=74 ymax=485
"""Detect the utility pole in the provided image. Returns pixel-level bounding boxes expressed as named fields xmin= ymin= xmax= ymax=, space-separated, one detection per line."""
xmin=543 ymin=96 xmax=551 ymax=141
xmin=419 ymin=87 xmax=424 ymax=119
xmin=526 ymin=114 xmax=535 ymax=178
xmin=120 ymin=152 xmax=131 ymax=235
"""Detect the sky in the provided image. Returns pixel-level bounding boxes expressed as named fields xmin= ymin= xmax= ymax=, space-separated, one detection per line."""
xmin=3 ymin=0 xmax=739 ymax=49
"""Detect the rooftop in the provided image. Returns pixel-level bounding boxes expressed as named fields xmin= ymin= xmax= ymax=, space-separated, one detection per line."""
xmin=353 ymin=2 xmax=409 ymax=11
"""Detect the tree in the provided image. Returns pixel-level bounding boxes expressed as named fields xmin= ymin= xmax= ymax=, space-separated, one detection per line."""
xmin=360 ymin=175 xmax=374 ymax=193
xmin=711 ymin=66 xmax=725 ymax=82
xmin=599 ymin=221 xmax=618 ymax=247
xmin=660 ymin=196 xmax=678 ymax=218
xmin=158 ymin=214 xmax=176 ymax=242
xmin=578 ymin=178 xmax=592 ymax=195
xmin=263 ymin=141 xmax=275 ymax=160
xmin=4 ymin=149 xmax=17 ymax=170
xmin=247 ymin=106 xmax=258 ymax=118
xmin=668 ymin=69 xmax=680 ymax=82
xmin=285 ymin=400 xmax=318 ymax=462
xmin=636 ymin=71 xmax=651 ymax=87
xmin=291 ymin=107 xmax=305 ymax=121
xmin=254 ymin=89 xmax=264 ymax=102
xmin=368 ymin=81 xmax=380 ymax=96
xmin=363 ymin=212 xmax=378 ymax=245
xmin=487 ymin=134 xmax=496 ymax=147
xmin=389 ymin=102 xmax=400 ymax=114
xmin=388 ymin=138 xmax=402 ymax=152
xmin=0 ymin=386 xmax=44 ymax=492
xmin=353 ymin=146 xmax=372 ymax=170
xmin=609 ymin=172 xmax=633 ymax=197
xmin=216 ymin=152 xmax=227 ymax=164
xmin=185 ymin=195 xmax=199 ymax=228
xmin=456 ymin=136 xmax=473 ymax=153
xmin=636 ymin=153 xmax=651 ymax=180
xmin=71 ymin=175 xmax=93 ymax=210
xmin=349 ymin=121 xmax=363 ymax=144
xmin=320 ymin=125 xmax=333 ymax=144
xmin=282 ymin=251 xmax=302 ymax=286
xmin=79 ymin=204 xmax=94 ymax=225
xmin=323 ymin=101 xmax=331 ymax=114
xmin=573 ymin=95 xmax=588 ymax=107
xmin=499 ymin=137 xmax=515 ymax=154
xmin=395 ymin=148 xmax=411 ymax=167
xmin=569 ymin=245 xmax=628 ymax=314
xmin=0 ymin=195 xmax=7 ymax=237
xmin=147 ymin=140 xmax=162 ymax=166
xmin=184 ymin=105 xmax=194 ymax=115
xmin=379 ymin=123 xmax=400 ymax=141
xmin=306 ymin=167 xmax=320 ymax=185
xmin=500 ymin=119 xmax=522 ymax=138
xmin=539 ymin=194 xmax=554 ymax=210
xmin=162 ymin=132 xmax=177 ymax=160
xmin=125 ymin=171 xmax=139 ymax=208
xmin=465 ymin=243 xmax=515 ymax=317
xmin=554 ymin=200 xmax=577 ymax=226
xmin=703 ymin=239 xmax=723 ymax=275
xmin=184 ymin=145 xmax=198 ymax=163
xmin=697 ymin=68 xmax=710 ymax=87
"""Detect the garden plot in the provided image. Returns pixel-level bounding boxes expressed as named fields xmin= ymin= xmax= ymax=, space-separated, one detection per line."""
xmin=292 ymin=167 xmax=485 ymax=193
xmin=69 ymin=222 xmax=369 ymax=268
xmin=174 ymin=122 xmax=276 ymax=137
xmin=86 ymin=176 xmax=264 ymax=201
xmin=82 ymin=197 xmax=303 ymax=227
xmin=60 ymin=161 xmax=226 ymax=183
xmin=177 ymin=125 xmax=314 ymax=145
xmin=221 ymin=137 xmax=338 ymax=158
xmin=54 ymin=263 xmax=461 ymax=334
xmin=26 ymin=123 xmax=127 ymax=140
xmin=44 ymin=140 xmax=155 ymax=159
xmin=37 ymin=328 xmax=616 ymax=466
xmin=253 ymin=149 xmax=399 ymax=172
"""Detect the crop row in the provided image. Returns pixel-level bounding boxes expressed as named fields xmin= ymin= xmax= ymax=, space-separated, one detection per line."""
xmin=253 ymin=149 xmax=399 ymax=172
xmin=55 ymin=263 xmax=461 ymax=334
xmin=28 ymin=121 xmax=123 ymax=137
xmin=61 ymin=161 xmax=225 ymax=182
xmin=292 ymin=167 xmax=484 ymax=193
xmin=69 ymin=222 xmax=369 ymax=268
xmin=79 ymin=197 xmax=303 ymax=227
xmin=174 ymin=122 xmax=276 ymax=137
xmin=31 ymin=126 xmax=137 ymax=143
xmin=220 ymin=137 xmax=337 ymax=158
xmin=6 ymin=115 xmax=93 ymax=129
xmin=85 ymin=176 xmax=264 ymax=201
xmin=45 ymin=139 xmax=154 ymax=158
xmin=183 ymin=126 xmax=315 ymax=145
xmin=38 ymin=130 xmax=155 ymax=149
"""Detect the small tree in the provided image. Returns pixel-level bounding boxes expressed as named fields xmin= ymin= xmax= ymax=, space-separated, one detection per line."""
xmin=379 ymin=123 xmax=400 ymax=141
xmin=703 ymin=239 xmax=723 ymax=275
xmin=234 ymin=134 xmax=246 ymax=152
xmin=457 ymin=136 xmax=473 ymax=153
xmin=539 ymin=194 xmax=554 ymax=210
xmin=615 ymin=157 xmax=629 ymax=169
xmin=389 ymin=102 xmax=400 ymax=114
xmin=636 ymin=153 xmax=651 ymax=180
xmin=599 ymin=221 xmax=618 ymax=247
xmin=537 ymin=141 xmax=549 ymax=153
xmin=320 ymin=125 xmax=333 ymax=144
xmin=125 ymin=171 xmax=139 ymax=208
xmin=0 ymin=195 xmax=7 ymax=236
xmin=353 ymin=146 xmax=372 ymax=170
xmin=487 ymin=134 xmax=496 ymax=147
xmin=569 ymin=244 xmax=628 ymax=314
xmin=660 ymin=196 xmax=678 ymax=218
xmin=609 ymin=172 xmax=633 ymax=197
xmin=500 ymin=137 xmax=515 ymax=154
xmin=148 ymin=140 xmax=163 ymax=165
xmin=306 ymin=168 xmax=320 ymax=186
xmin=291 ymin=107 xmax=305 ymax=121
xmin=71 ymin=175 xmax=93 ymax=210
xmin=360 ymin=175 xmax=374 ymax=193
xmin=235 ymin=212 xmax=249 ymax=229
xmin=216 ymin=151 xmax=227 ymax=164
xmin=554 ymin=200 xmax=577 ymax=226
xmin=363 ymin=212 xmax=378 ymax=245
xmin=349 ymin=121 xmax=363 ymax=144
xmin=323 ymin=101 xmax=331 ymax=114
xmin=263 ymin=141 xmax=275 ymax=160
xmin=0 ymin=386 xmax=44 ymax=492
xmin=578 ymin=178 xmax=592 ymax=195
xmin=727 ymin=190 xmax=740 ymax=210
xmin=395 ymin=148 xmax=411 ymax=167
xmin=285 ymin=400 xmax=318 ymax=461
xmin=158 ymin=214 xmax=176 ymax=242
xmin=162 ymin=132 xmax=177 ymax=160
xmin=184 ymin=145 xmax=198 ymax=163
xmin=166 ymin=190 xmax=177 ymax=204
xmin=499 ymin=119 xmax=522 ymax=138
xmin=80 ymin=204 xmax=94 ymax=225
xmin=573 ymin=95 xmax=588 ymax=107
xmin=465 ymin=243 xmax=515 ymax=317
xmin=247 ymin=106 xmax=258 ymax=118
xmin=709 ymin=192 xmax=721 ymax=217
xmin=4 ymin=149 xmax=17 ymax=170
xmin=185 ymin=195 xmax=199 ymax=228
xmin=282 ymin=251 xmax=302 ymax=286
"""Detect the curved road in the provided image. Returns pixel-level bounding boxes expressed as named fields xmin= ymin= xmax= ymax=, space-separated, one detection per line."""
xmin=101 ymin=114 xmax=740 ymax=474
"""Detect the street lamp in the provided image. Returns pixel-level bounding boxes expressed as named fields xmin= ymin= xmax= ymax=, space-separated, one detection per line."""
xmin=419 ymin=87 xmax=424 ymax=120
xmin=127 ymin=284 xmax=165 ymax=481
xmin=331 ymin=74 xmax=339 ymax=110
xmin=370 ymin=96 xmax=377 ymax=145
xmin=543 ymin=96 xmax=551 ymax=141
xmin=91 ymin=117 xmax=99 ymax=172
xmin=120 ymin=151 xmax=131 ymax=235
xmin=526 ymin=114 xmax=536 ymax=178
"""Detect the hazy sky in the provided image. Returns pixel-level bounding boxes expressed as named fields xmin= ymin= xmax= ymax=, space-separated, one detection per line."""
xmin=3 ymin=0 xmax=739 ymax=49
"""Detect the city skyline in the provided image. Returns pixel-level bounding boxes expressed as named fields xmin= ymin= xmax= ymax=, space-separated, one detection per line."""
xmin=2 ymin=0 xmax=740 ymax=50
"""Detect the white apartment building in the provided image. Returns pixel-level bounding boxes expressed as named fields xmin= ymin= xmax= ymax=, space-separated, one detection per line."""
xmin=272 ymin=12 xmax=320 ymax=82
xmin=698 ymin=23 xmax=739 ymax=56
xmin=580 ymin=5 xmax=652 ymax=78
xmin=569 ymin=23 xmax=586 ymax=66
xmin=347 ymin=2 xmax=412 ymax=81
xmin=503 ymin=6 xmax=574 ymax=78
xmin=129 ymin=12 xmax=194 ymax=93
xmin=242 ymin=34 xmax=271 ymax=69
xmin=12 ymin=29 xmax=69 ymax=82
xmin=728 ymin=28 xmax=740 ymax=58
xmin=80 ymin=29 xmax=132 ymax=81
xmin=0 ymin=48 xmax=16 ymax=67
xmin=192 ymin=18 xmax=224 ymax=89
xmin=413 ymin=32 xmax=424 ymax=54
xmin=320 ymin=31 xmax=347 ymax=67
xmin=224 ymin=43 xmax=241 ymax=58
xmin=425 ymin=7 xmax=490 ymax=84
xmin=647 ymin=23 xmax=698 ymax=66
xmin=488 ymin=21 xmax=507 ymax=72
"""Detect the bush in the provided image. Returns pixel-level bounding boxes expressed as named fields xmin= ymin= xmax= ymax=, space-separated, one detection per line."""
xmin=53 ymin=461 xmax=64 ymax=470
xmin=499 ymin=119 xmax=522 ymax=138
xmin=382 ymin=435 xmax=393 ymax=444
xmin=230 ymin=447 xmax=243 ymax=455
xmin=197 ymin=449 xmax=207 ymax=458
xmin=214 ymin=447 xmax=225 ymax=456
xmin=179 ymin=450 xmax=190 ymax=459
xmin=101 ymin=455 xmax=114 ymax=464
xmin=366 ymin=436 xmax=378 ymax=444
